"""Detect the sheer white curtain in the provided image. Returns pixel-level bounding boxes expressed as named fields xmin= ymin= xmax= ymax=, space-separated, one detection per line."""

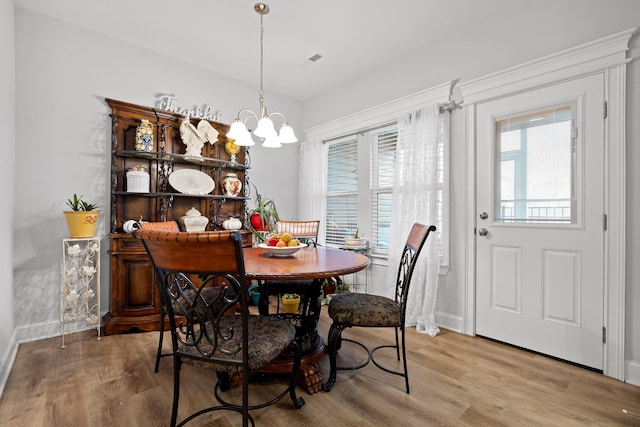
xmin=385 ymin=104 xmax=449 ymax=337
xmin=298 ymin=137 xmax=328 ymax=244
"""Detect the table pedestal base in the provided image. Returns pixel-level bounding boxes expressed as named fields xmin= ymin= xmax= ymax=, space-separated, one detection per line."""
xmin=260 ymin=339 xmax=326 ymax=394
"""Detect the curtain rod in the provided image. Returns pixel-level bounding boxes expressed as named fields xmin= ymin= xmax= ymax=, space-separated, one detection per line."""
xmin=322 ymin=121 xmax=397 ymax=144
xmin=321 ymin=99 xmax=462 ymax=144
xmin=438 ymin=100 xmax=463 ymax=113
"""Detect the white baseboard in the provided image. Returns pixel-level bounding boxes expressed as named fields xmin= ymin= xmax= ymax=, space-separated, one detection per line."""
xmin=0 ymin=329 xmax=18 ymax=398
xmin=625 ymin=359 xmax=640 ymax=387
xmin=435 ymin=310 xmax=463 ymax=333
xmin=15 ymin=320 xmax=60 ymax=344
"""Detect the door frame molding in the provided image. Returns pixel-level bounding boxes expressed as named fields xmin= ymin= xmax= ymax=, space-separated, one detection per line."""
xmin=459 ymin=28 xmax=635 ymax=380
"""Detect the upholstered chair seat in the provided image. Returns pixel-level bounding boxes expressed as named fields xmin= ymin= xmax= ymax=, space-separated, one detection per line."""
xmin=327 ymin=293 xmax=402 ymax=327
xmin=182 ymin=315 xmax=295 ymax=373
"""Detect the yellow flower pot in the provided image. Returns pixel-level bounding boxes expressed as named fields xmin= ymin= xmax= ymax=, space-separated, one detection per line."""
xmin=281 ymin=295 xmax=300 ymax=314
xmin=64 ymin=211 xmax=100 ymax=238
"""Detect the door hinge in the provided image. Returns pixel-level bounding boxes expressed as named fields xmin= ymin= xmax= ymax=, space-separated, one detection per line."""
xmin=603 ymin=214 xmax=608 ymax=231
xmin=603 ymin=101 xmax=608 ymax=119
xmin=602 ymin=326 xmax=607 ymax=344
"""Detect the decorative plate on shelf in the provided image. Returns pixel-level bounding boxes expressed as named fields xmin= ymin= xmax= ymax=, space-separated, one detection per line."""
xmin=258 ymin=243 xmax=307 ymax=257
xmin=168 ymin=169 xmax=215 ymax=195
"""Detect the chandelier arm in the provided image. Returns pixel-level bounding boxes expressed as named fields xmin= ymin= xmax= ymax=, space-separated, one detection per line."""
xmin=267 ymin=111 xmax=289 ymax=125
xmin=234 ymin=109 xmax=260 ymax=122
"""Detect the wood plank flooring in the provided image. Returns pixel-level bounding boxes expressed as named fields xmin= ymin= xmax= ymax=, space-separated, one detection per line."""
xmin=1 ymin=310 xmax=639 ymax=426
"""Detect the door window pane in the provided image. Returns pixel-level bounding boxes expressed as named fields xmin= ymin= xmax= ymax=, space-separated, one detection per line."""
xmin=495 ymin=105 xmax=575 ymax=224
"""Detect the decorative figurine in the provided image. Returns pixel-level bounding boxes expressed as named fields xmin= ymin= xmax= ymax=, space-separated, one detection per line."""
xmin=180 ymin=117 xmax=219 ymax=160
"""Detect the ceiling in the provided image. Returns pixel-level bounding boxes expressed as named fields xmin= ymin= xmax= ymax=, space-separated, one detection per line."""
xmin=15 ymin=0 xmax=521 ymax=101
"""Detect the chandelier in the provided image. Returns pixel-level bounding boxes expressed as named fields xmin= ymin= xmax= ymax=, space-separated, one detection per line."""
xmin=227 ymin=3 xmax=297 ymax=148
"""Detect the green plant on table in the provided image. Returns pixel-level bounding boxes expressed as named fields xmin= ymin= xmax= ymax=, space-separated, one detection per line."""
xmin=66 ymin=193 xmax=98 ymax=211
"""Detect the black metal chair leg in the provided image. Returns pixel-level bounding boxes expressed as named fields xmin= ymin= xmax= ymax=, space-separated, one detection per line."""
xmin=155 ymin=306 xmax=165 ymax=373
xmin=322 ymin=322 xmax=346 ymax=392
xmin=171 ymin=357 xmax=181 ymax=427
xmin=289 ymin=340 xmax=306 ymax=408
xmin=394 ymin=327 xmax=400 ymax=361
xmin=401 ymin=327 xmax=409 ymax=393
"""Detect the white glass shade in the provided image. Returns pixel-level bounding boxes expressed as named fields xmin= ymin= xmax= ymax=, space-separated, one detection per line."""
xmin=227 ymin=120 xmax=247 ymax=140
xmin=278 ymin=124 xmax=298 ymax=143
xmin=262 ymin=136 xmax=282 ymax=148
xmin=254 ymin=117 xmax=278 ymax=139
xmin=234 ymin=129 xmax=255 ymax=146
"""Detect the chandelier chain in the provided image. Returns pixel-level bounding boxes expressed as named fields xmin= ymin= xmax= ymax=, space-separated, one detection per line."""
xmin=259 ymin=14 xmax=264 ymax=99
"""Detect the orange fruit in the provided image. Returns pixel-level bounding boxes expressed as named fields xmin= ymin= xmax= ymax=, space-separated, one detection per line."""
xmin=276 ymin=240 xmax=287 ymax=248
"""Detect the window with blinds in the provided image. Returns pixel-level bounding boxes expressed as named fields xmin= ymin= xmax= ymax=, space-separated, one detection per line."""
xmin=325 ymin=125 xmax=397 ymax=255
xmin=326 ymin=138 xmax=359 ymax=246
xmin=370 ymin=127 xmax=397 ymax=253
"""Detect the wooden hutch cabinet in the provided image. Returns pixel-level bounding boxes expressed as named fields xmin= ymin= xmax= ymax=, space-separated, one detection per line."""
xmin=103 ymin=98 xmax=251 ymax=335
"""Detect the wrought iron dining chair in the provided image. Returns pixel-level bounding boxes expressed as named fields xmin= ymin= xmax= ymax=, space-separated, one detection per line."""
xmin=275 ymin=220 xmax=320 ymax=247
xmin=322 ymin=223 xmax=436 ymax=394
xmin=136 ymin=221 xmax=226 ymax=373
xmin=134 ymin=230 xmax=305 ymax=427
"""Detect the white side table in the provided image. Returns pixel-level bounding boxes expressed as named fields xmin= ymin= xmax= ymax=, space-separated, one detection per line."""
xmin=340 ymin=246 xmax=369 ymax=293
xmin=61 ymin=238 xmax=101 ymax=348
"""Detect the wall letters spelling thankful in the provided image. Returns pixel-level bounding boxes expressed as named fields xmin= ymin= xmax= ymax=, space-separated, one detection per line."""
xmin=156 ymin=94 xmax=222 ymax=122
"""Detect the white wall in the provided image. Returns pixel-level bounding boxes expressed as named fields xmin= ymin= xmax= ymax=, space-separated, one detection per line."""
xmin=0 ymin=0 xmax=16 ymax=395
xmin=303 ymin=0 xmax=640 ymax=378
xmin=12 ymin=8 xmax=301 ymax=343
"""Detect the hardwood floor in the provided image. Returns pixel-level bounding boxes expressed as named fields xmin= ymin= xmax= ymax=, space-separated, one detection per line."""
xmin=1 ymin=310 xmax=639 ymax=426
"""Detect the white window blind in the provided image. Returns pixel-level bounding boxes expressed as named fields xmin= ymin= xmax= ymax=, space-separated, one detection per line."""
xmin=326 ymin=138 xmax=358 ymax=246
xmin=370 ymin=127 xmax=397 ymax=254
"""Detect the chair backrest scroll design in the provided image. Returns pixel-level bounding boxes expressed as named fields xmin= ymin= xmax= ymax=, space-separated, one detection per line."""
xmin=135 ymin=230 xmax=249 ymax=366
xmin=394 ymin=224 xmax=437 ymax=320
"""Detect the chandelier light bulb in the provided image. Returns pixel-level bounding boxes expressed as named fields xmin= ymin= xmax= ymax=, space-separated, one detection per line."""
xmin=227 ymin=119 xmax=248 ymax=140
xmin=278 ymin=124 xmax=298 ymax=143
xmin=262 ymin=135 xmax=282 ymax=148
xmin=254 ymin=117 xmax=277 ymax=139
xmin=236 ymin=129 xmax=255 ymax=146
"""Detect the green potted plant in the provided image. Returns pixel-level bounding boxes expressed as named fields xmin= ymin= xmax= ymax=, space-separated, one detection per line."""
xmin=322 ymin=277 xmax=337 ymax=297
xmin=64 ymin=193 xmax=100 ymax=238
xmin=247 ymin=183 xmax=280 ymax=242
xmin=336 ymin=282 xmax=351 ymax=293
xmin=281 ymin=293 xmax=300 ymax=314
xmin=345 ymin=228 xmax=366 ymax=248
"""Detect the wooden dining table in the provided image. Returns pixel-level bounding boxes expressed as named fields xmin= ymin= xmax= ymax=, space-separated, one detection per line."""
xmin=242 ymin=246 xmax=370 ymax=393
xmin=243 ymin=245 xmax=370 ymax=281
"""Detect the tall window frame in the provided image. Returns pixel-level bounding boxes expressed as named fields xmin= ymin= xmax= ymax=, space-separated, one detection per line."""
xmin=325 ymin=124 xmax=398 ymax=257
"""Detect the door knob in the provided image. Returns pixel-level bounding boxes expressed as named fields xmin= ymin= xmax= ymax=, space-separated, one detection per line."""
xmin=478 ymin=228 xmax=488 ymax=236
xmin=479 ymin=212 xmax=488 ymax=220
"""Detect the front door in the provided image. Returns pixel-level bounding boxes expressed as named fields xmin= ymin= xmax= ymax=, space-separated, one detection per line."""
xmin=475 ymin=73 xmax=605 ymax=369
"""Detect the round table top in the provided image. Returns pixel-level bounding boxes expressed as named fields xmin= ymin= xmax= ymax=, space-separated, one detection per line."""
xmin=243 ymin=246 xmax=370 ymax=281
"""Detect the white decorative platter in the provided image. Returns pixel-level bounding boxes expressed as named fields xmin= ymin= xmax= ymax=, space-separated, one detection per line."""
xmin=169 ymin=169 xmax=215 ymax=195
xmin=258 ymin=243 xmax=307 ymax=257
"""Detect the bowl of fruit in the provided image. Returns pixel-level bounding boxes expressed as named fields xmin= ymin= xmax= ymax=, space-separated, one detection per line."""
xmin=258 ymin=233 xmax=307 ymax=257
